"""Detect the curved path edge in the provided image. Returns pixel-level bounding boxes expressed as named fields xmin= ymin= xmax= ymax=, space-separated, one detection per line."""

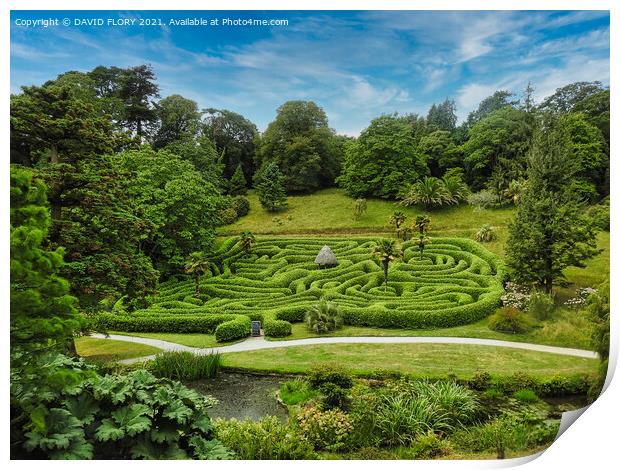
xmin=88 ymin=333 xmax=598 ymax=365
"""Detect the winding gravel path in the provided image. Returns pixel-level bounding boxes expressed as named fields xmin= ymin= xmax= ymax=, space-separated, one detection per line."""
xmin=89 ymin=333 xmax=598 ymax=365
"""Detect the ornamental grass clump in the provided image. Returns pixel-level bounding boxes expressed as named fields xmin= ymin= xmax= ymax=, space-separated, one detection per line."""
xmin=150 ymin=351 xmax=221 ymax=381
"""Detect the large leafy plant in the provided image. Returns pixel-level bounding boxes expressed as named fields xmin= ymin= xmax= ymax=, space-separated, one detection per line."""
xmin=12 ymin=354 xmax=232 ymax=460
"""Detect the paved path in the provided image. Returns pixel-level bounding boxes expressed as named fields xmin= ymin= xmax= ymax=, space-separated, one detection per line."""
xmin=90 ymin=333 xmax=598 ymax=365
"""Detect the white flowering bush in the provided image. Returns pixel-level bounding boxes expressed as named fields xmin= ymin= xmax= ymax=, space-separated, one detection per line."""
xmin=501 ymin=282 xmax=531 ymax=311
xmin=564 ymin=287 xmax=597 ymax=309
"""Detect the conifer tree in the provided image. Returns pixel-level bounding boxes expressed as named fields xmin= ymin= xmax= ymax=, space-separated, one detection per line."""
xmin=229 ymin=164 xmax=248 ymax=196
xmin=255 ymin=162 xmax=288 ymax=212
xmin=506 ymin=123 xmax=599 ymax=292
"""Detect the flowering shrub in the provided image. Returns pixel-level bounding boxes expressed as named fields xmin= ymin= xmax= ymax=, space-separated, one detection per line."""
xmin=297 ymin=405 xmax=353 ymax=451
xmin=564 ymin=287 xmax=597 ymax=308
xmin=501 ymin=282 xmax=531 ymax=311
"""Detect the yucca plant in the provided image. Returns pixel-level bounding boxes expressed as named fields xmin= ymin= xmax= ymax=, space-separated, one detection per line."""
xmin=372 ymin=239 xmax=403 ymax=289
xmin=475 ymin=224 xmax=497 ymax=243
xmin=401 ymin=177 xmax=451 ymax=210
xmin=305 ymin=300 xmax=342 ymax=334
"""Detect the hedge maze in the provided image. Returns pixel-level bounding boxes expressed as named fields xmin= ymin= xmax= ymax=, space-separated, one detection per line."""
xmin=96 ymin=237 xmax=506 ymax=341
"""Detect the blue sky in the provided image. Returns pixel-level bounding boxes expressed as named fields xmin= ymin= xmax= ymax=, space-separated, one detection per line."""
xmin=10 ymin=10 xmax=610 ymax=135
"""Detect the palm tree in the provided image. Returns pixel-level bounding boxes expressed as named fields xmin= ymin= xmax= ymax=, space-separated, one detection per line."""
xmin=415 ymin=233 xmax=432 ymax=260
xmin=184 ymin=252 xmax=211 ymax=296
xmin=442 ymin=175 xmax=470 ymax=204
xmin=503 ymin=179 xmax=527 ymax=205
xmin=305 ymin=300 xmax=342 ymax=334
xmin=400 ymin=177 xmax=450 ymax=210
xmin=414 ymin=215 xmax=432 ymax=260
xmin=389 ymin=211 xmax=407 ymax=229
xmin=239 ymin=231 xmax=256 ymax=255
xmin=372 ymin=239 xmax=403 ymax=290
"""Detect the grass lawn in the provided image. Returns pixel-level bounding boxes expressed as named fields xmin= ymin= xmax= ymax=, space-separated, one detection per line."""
xmin=269 ymin=313 xmax=594 ymax=349
xmin=76 ymin=337 xmax=161 ymax=362
xmin=218 ymin=188 xmax=514 ymax=237
xmin=110 ymin=331 xmax=240 ymax=348
xmin=221 ymin=343 xmax=597 ymax=378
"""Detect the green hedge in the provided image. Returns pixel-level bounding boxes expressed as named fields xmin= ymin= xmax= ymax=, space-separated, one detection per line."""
xmin=93 ymin=313 xmax=238 ymax=333
xmin=215 ymin=316 xmax=252 ymax=342
xmin=263 ymin=319 xmax=292 ymax=337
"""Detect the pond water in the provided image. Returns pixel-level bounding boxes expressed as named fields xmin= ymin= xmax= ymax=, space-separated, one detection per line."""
xmin=187 ymin=372 xmax=288 ymax=421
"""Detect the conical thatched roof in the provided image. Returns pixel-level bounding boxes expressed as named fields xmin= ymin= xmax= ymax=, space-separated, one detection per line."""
xmin=315 ymin=245 xmax=338 ymax=267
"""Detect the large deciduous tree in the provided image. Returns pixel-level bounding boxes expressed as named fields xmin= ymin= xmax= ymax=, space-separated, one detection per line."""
xmin=152 ymin=94 xmax=202 ymax=149
xmin=426 ymin=99 xmax=457 ymax=132
xmin=506 ymin=123 xmax=600 ymax=293
xmin=257 ymin=100 xmax=341 ymax=192
xmin=337 ymin=115 xmax=428 ymax=199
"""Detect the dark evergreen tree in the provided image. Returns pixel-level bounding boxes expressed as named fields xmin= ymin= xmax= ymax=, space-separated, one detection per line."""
xmin=229 ymin=164 xmax=248 ymax=196
xmin=426 ymin=99 xmax=457 ymax=132
xmin=506 ymin=124 xmax=600 ymax=292
xmin=117 ymin=64 xmax=160 ymax=137
xmin=255 ymin=162 xmax=288 ymax=212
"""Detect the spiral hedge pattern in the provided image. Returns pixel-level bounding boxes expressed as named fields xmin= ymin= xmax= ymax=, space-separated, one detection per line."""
xmin=96 ymin=237 xmax=506 ymax=340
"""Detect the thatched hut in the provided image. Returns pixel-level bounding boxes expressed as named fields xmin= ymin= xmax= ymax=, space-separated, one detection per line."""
xmin=315 ymin=245 xmax=338 ymax=268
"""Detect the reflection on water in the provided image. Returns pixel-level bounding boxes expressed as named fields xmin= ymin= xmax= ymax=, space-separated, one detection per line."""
xmin=187 ymin=372 xmax=288 ymax=421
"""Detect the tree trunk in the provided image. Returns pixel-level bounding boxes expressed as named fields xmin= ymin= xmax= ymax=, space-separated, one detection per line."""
xmin=383 ymin=261 xmax=389 ymax=290
xmin=64 ymin=337 xmax=78 ymax=357
xmin=195 ymin=274 xmax=201 ymax=296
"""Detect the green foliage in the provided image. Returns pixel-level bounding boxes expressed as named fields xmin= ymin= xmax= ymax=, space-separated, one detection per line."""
xmin=255 ymin=162 xmax=288 ymax=212
xmin=419 ymin=130 xmax=460 ymax=176
xmin=587 ymin=196 xmax=610 ymax=230
xmin=475 ymin=224 xmax=497 ymax=243
xmin=184 ymin=252 xmax=211 ymax=296
xmin=213 ymin=416 xmax=317 ymax=459
xmin=426 ymin=99 xmax=457 ymax=132
xmin=305 ymin=301 xmax=343 ymax=334
xmin=114 ymin=146 xmax=227 ymax=275
xmin=151 ymin=94 xmax=201 ymax=149
xmin=279 ymin=379 xmax=318 ymax=406
xmin=442 ymin=175 xmax=470 ymax=204
xmin=228 ymin=164 xmax=247 ymax=196
xmin=469 ymin=371 xmax=592 ymax=397
xmin=238 ymin=231 xmax=256 ymax=255
xmin=587 ymin=281 xmax=610 ymax=400
xmin=10 ymin=166 xmax=81 ymax=353
xmin=94 ymin=313 xmax=242 ymax=334
xmin=506 ymin=124 xmax=600 ymax=292
xmin=488 ymin=307 xmax=535 ymax=334
xmin=353 ymin=198 xmax=368 ymax=220
xmin=337 ymin=115 xmax=428 ymax=198
xmin=528 ymin=291 xmax=555 ymax=321
xmin=372 ymin=239 xmax=403 ymax=288
xmin=150 ymin=351 xmax=220 ymax=381
xmin=257 ymin=100 xmax=341 ymax=192
xmin=164 ymin=135 xmax=224 ymax=189
xmin=263 ymin=319 xmax=292 ymax=337
xmin=232 ymin=195 xmax=250 ymax=217
xmin=467 ymin=190 xmax=499 ymax=210
xmin=513 ymin=389 xmax=539 ymax=403
xmin=401 ymin=177 xmax=451 ymax=209
xmin=297 ymin=405 xmax=353 ymax=451
xmin=389 ymin=211 xmax=407 ymax=230
xmin=214 ymin=316 xmax=251 ymax=342
xmin=12 ymin=362 xmax=232 ymax=460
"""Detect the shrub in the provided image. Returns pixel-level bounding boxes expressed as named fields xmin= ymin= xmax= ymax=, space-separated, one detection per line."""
xmin=501 ymin=282 xmax=531 ymax=310
xmin=150 ymin=351 xmax=220 ymax=380
xmin=353 ymin=198 xmax=367 ymax=219
xmin=513 ymin=389 xmax=539 ymax=403
xmin=305 ymin=301 xmax=343 ymax=334
xmin=263 ymin=319 xmax=292 ymax=337
xmin=411 ymin=430 xmax=452 ymax=459
xmin=475 ymin=224 xmax=497 ymax=243
xmin=467 ymin=190 xmax=499 ymax=210
xmin=442 ymin=175 xmax=470 ymax=204
xmin=93 ymin=313 xmax=240 ymax=333
xmin=214 ymin=316 xmax=251 ymax=342
xmin=488 ymin=307 xmax=535 ymax=334
xmin=401 ymin=177 xmax=451 ymax=209
xmin=308 ymin=366 xmax=354 ymax=390
xmin=182 ymin=295 xmax=204 ymax=306
xmin=213 ymin=416 xmax=316 ymax=460
xmin=587 ymin=197 xmax=610 ymax=230
xmin=233 ymin=196 xmax=250 ymax=217
xmin=528 ymin=291 xmax=555 ymax=321
xmin=279 ymin=379 xmax=318 ymax=406
xmin=297 ymin=405 xmax=353 ymax=451
xmin=219 ymin=206 xmax=238 ymax=225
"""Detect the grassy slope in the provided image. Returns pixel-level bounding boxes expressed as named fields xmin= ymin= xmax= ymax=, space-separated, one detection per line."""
xmin=76 ymin=337 xmax=161 ymax=362
xmin=221 ymin=343 xmax=597 ymax=378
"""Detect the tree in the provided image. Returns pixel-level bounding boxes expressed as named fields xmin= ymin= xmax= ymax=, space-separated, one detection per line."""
xmin=10 ymin=82 xmax=158 ymax=309
xmin=539 ymin=81 xmax=606 ymax=114
xmin=114 ymin=147 xmax=227 ymax=275
xmin=353 ymin=198 xmax=367 ymax=220
xmin=10 ymin=166 xmax=80 ymax=355
xmin=238 ymin=231 xmax=256 ymax=255
xmin=505 ymin=124 xmax=600 ymax=293
xmin=116 ymin=64 xmax=160 ymax=137
xmin=413 ymin=215 xmax=432 ymax=260
xmin=466 ymin=90 xmax=518 ymax=127
xmin=372 ymin=240 xmax=403 ymax=290
xmin=164 ymin=135 xmax=224 ymax=189
xmin=401 ymin=177 xmax=451 ymax=209
xmin=338 ymin=115 xmax=428 ymax=198
xmin=419 ymin=130 xmax=460 ymax=176
xmin=255 ymin=162 xmax=288 ymax=212
xmin=426 ymin=99 xmax=457 ymax=132
xmin=460 ymin=107 xmax=533 ymax=191
xmin=152 ymin=94 xmax=201 ymax=149
xmin=441 ymin=174 xmax=470 ymax=204
xmin=184 ymin=252 xmax=211 ymax=296
xmin=228 ymin=164 xmax=248 ymax=196
xmin=305 ymin=301 xmax=343 ymax=334
xmin=389 ymin=211 xmax=407 ymax=230
xmin=257 ymin=101 xmax=341 ymax=192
